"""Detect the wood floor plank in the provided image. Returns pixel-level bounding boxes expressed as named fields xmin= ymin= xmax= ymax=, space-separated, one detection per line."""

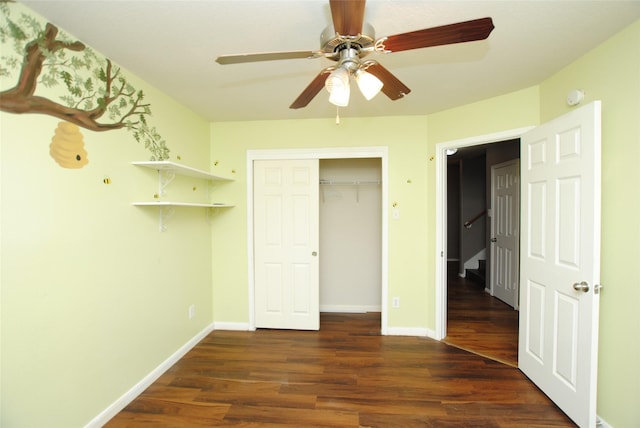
xmin=106 ymin=397 xmax=229 ymax=427
xmin=193 ymin=381 xmax=318 ymax=410
xmin=222 ymin=404 xmax=359 ymax=427
xmin=316 ymin=396 xmax=449 ymax=417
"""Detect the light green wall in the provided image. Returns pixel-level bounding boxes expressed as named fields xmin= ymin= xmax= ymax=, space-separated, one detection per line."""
xmin=426 ymin=86 xmax=540 ymax=143
xmin=538 ymin=20 xmax=640 ymax=427
xmin=1 ymin=3 xmax=214 ymax=426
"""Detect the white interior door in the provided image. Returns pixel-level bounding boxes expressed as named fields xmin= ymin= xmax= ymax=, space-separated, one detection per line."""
xmin=519 ymin=101 xmax=601 ymax=427
xmin=254 ymin=159 xmax=319 ymax=330
xmin=490 ymin=159 xmax=520 ymax=309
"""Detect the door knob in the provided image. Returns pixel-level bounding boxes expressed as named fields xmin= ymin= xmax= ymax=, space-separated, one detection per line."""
xmin=572 ymin=281 xmax=589 ymax=293
xmin=490 ymin=238 xmax=497 ymax=242
xmin=312 ymin=251 xmax=318 ymax=256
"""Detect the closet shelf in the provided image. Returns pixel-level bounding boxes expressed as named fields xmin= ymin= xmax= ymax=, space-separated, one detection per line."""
xmin=320 ymin=179 xmax=380 ymax=203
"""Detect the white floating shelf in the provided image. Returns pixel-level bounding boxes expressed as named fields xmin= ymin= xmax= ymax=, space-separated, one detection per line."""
xmin=132 ymin=202 xmax=234 ymax=208
xmin=132 ymin=161 xmax=233 ymax=181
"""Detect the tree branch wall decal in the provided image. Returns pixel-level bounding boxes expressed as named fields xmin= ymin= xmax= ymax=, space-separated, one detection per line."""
xmin=0 ymin=3 xmax=170 ymax=161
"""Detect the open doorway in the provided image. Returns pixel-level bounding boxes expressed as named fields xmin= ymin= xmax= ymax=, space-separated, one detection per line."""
xmin=435 ymin=132 xmax=525 ymax=366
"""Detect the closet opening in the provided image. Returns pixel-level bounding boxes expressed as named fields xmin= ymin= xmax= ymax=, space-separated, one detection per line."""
xmin=319 ymin=158 xmax=382 ymax=324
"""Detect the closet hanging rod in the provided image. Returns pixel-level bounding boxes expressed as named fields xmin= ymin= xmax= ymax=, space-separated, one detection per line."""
xmin=319 ymin=180 xmax=380 ymax=186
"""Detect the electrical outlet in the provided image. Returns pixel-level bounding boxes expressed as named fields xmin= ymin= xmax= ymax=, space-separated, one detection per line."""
xmin=188 ymin=304 xmax=195 ymax=320
xmin=392 ymin=297 xmax=400 ymax=308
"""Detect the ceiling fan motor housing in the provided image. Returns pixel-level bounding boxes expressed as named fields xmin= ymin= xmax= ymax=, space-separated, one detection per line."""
xmin=320 ymin=22 xmax=376 ymax=62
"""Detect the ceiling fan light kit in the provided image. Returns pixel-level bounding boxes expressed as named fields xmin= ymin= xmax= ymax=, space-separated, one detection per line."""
xmin=324 ymin=47 xmax=385 ymax=106
xmin=355 ymin=68 xmax=384 ymax=101
xmin=326 ymin=67 xmax=351 ymax=106
xmin=215 ymin=0 xmax=495 ymax=111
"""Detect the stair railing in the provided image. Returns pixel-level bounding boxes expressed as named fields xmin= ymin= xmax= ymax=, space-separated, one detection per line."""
xmin=464 ymin=209 xmax=487 ymax=229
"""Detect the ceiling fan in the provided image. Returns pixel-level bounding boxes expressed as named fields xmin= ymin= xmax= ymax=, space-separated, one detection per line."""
xmin=216 ymin=0 xmax=494 ymax=109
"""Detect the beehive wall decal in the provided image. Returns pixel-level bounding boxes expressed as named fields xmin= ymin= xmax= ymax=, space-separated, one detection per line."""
xmin=49 ymin=122 xmax=89 ymax=169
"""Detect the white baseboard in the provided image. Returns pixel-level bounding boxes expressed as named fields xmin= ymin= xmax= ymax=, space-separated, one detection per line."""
xmin=320 ymin=305 xmax=381 ymax=313
xmin=85 ymin=322 xmax=215 ymax=428
xmin=596 ymin=415 xmax=612 ymax=428
xmin=463 ymin=248 xmax=487 ymax=270
xmin=386 ymin=326 xmax=436 ymax=339
xmin=212 ymin=321 xmax=252 ymax=331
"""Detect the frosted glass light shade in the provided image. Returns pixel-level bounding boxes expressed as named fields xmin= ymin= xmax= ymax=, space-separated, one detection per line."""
xmin=356 ymin=69 xmax=383 ymax=100
xmin=328 ymin=82 xmax=350 ymax=107
xmin=325 ymin=67 xmax=350 ymax=107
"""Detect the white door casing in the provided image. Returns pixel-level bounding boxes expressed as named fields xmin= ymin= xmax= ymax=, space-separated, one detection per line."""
xmin=247 ymin=147 xmax=389 ymax=334
xmin=490 ymin=159 xmax=520 ymax=309
xmin=519 ymin=101 xmax=601 ymax=428
xmin=254 ymin=159 xmax=320 ymax=330
xmin=435 ymin=126 xmax=533 ymax=341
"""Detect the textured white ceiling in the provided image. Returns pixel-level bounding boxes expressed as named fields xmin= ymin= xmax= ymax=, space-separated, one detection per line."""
xmin=21 ymin=0 xmax=640 ymax=122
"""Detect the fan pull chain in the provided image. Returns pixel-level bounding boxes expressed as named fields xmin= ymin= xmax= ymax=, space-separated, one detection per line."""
xmin=335 ymin=106 xmax=340 ymax=125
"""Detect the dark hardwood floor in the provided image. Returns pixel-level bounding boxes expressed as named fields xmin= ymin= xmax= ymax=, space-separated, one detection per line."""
xmin=106 ymin=312 xmax=574 ymax=427
xmin=444 ymin=264 xmax=519 ymax=367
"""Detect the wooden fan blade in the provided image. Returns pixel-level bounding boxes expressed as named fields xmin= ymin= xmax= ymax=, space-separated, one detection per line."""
xmin=381 ymin=17 xmax=494 ymax=53
xmin=329 ymin=0 xmax=366 ymax=36
xmin=364 ymin=62 xmax=411 ymax=101
xmin=290 ymin=69 xmax=333 ymax=109
xmin=216 ymin=50 xmax=319 ymax=65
